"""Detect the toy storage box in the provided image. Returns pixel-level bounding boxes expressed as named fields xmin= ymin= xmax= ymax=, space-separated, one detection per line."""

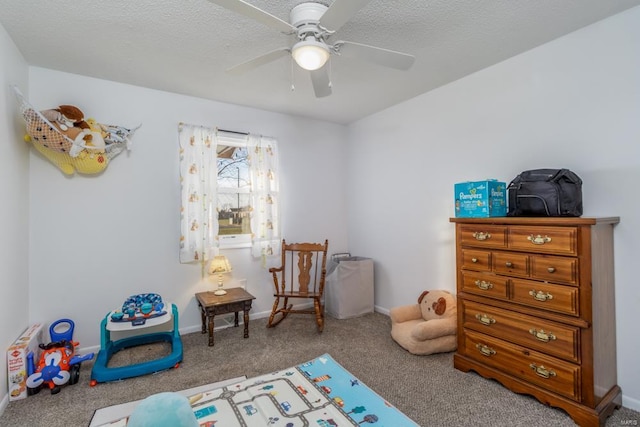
xmin=454 ymin=180 xmax=507 ymax=218
xmin=6 ymin=323 xmax=44 ymax=401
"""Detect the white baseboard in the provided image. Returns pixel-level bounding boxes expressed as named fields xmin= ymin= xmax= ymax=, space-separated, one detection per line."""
xmin=623 ymin=394 xmax=640 ymax=412
xmin=0 ymin=396 xmax=7 ymax=419
xmin=374 ymin=305 xmax=389 ymax=316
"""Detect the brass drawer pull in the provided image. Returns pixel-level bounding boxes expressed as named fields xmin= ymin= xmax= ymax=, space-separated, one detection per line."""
xmin=528 ymin=234 xmax=552 ymax=245
xmin=471 ymin=258 xmax=478 ymax=263
xmin=547 ymin=267 xmax=556 ymax=273
xmin=505 ymin=261 xmax=513 ymax=268
xmin=473 ymin=232 xmax=491 ymax=241
xmin=529 ymin=290 xmax=553 ymax=302
xmin=476 ymin=343 xmax=496 ymax=357
xmin=529 ymin=328 xmax=556 ymax=342
xmin=475 ymin=313 xmax=496 ymax=326
xmin=474 ymin=280 xmax=494 ymax=291
xmin=529 ymin=363 xmax=556 ymax=379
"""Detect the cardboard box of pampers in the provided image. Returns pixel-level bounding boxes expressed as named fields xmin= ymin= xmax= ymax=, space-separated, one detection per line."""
xmin=7 ymin=323 xmax=44 ymax=401
xmin=454 ymin=180 xmax=507 ymax=217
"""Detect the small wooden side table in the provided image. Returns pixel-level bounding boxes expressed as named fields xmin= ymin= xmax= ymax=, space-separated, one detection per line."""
xmin=195 ymin=287 xmax=256 ymax=347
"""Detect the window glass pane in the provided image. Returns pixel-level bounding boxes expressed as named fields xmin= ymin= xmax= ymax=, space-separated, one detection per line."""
xmin=218 ymin=193 xmax=251 ymax=236
xmin=217 ymin=146 xmax=249 ymax=189
xmin=217 ymin=145 xmax=251 ymax=238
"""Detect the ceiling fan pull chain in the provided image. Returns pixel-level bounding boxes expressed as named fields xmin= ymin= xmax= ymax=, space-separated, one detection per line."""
xmin=290 ymin=57 xmax=296 ymax=92
xmin=328 ymin=57 xmax=333 ymax=88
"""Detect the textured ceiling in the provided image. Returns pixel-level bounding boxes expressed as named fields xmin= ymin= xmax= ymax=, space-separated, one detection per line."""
xmin=2 ymin=0 xmax=639 ymax=124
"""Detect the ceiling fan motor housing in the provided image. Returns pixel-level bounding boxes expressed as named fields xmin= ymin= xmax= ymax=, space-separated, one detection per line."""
xmin=290 ymin=2 xmax=329 ymax=40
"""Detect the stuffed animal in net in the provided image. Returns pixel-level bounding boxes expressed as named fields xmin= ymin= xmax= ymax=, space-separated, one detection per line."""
xmin=389 ymin=289 xmax=457 ymax=355
xmin=39 ymin=105 xmax=93 ymax=154
xmin=12 ymin=86 xmax=139 ymax=176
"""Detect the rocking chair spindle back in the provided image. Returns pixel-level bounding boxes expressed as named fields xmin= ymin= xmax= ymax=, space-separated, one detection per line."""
xmin=268 ymin=239 xmax=329 ymax=332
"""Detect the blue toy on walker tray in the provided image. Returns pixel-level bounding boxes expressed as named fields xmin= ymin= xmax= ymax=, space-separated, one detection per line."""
xmin=26 ymin=318 xmax=94 ymax=395
xmin=90 ymin=293 xmax=183 ymax=386
xmin=111 ymin=293 xmax=167 ymax=325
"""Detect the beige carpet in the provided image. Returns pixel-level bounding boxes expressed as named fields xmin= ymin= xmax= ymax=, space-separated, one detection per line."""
xmin=1 ymin=313 xmax=638 ymax=427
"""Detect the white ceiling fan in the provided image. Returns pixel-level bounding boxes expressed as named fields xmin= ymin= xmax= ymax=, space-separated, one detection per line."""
xmin=207 ymin=0 xmax=416 ymax=98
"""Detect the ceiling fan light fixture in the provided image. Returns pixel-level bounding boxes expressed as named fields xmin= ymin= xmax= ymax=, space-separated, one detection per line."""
xmin=292 ymin=39 xmax=330 ymax=71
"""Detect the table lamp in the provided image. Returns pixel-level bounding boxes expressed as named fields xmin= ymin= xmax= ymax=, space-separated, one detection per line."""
xmin=209 ymin=255 xmax=232 ymax=296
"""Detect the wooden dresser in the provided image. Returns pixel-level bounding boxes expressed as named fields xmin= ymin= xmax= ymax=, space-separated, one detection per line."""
xmin=450 ymin=217 xmax=621 ymax=426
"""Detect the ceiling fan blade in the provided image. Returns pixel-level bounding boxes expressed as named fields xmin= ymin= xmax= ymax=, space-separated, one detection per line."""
xmin=310 ymin=66 xmax=332 ymax=98
xmin=319 ymin=0 xmax=373 ymax=32
xmin=335 ymin=41 xmax=415 ymax=70
xmin=206 ymin=0 xmax=296 ymax=33
xmin=226 ymin=47 xmax=290 ymax=74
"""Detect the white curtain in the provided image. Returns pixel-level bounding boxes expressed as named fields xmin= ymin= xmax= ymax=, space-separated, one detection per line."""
xmin=178 ymin=124 xmax=218 ymax=264
xmin=248 ymin=134 xmax=281 ymax=263
xmin=179 ymin=126 xmax=281 ymax=266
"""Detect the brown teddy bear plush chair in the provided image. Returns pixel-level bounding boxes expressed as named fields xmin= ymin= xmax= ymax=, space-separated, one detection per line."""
xmin=390 ymin=290 xmax=457 ymax=355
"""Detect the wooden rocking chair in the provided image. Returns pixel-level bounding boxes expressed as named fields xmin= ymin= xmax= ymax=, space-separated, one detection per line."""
xmin=267 ymin=239 xmax=329 ymax=332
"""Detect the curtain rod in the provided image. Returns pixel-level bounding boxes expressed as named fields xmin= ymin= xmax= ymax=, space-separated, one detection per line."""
xmin=218 ymin=128 xmax=249 ymax=136
xmin=178 ymin=122 xmax=248 ymax=136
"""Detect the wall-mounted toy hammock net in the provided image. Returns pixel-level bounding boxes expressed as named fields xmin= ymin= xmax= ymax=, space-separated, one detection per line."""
xmin=12 ymin=85 xmax=140 ymax=176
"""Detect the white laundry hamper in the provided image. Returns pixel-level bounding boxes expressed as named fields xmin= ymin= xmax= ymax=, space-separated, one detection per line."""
xmin=325 ymin=254 xmax=374 ymax=319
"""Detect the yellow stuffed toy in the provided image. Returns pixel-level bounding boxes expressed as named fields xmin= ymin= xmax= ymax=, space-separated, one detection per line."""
xmin=26 ymin=134 xmax=108 ymax=175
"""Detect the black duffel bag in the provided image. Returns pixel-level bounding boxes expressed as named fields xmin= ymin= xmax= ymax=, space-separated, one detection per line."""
xmin=507 ymin=168 xmax=583 ymax=217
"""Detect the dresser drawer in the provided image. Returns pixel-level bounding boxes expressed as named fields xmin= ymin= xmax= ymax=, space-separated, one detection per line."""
xmin=511 ymin=278 xmax=579 ymax=316
xmin=461 ymin=272 xmax=508 ymax=299
xmin=460 ymin=225 xmax=508 ymax=249
xmin=531 ymin=255 xmax=578 ymax=285
xmin=462 ymin=249 xmax=491 ymax=272
xmin=461 ymin=300 xmax=580 ymax=363
xmin=508 ymin=226 xmax=577 ymax=255
xmin=493 ymin=251 xmax=529 ymax=278
xmin=464 ymin=330 xmax=581 ymax=401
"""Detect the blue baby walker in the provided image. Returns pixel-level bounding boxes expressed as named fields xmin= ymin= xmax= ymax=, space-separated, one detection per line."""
xmin=90 ymin=293 xmax=183 ymax=386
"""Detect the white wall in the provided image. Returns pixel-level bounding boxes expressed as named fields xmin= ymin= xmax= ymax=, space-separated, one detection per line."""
xmin=25 ymin=69 xmax=349 ymax=352
xmin=347 ymin=7 xmax=640 ymax=410
xmin=2 ymin=3 xmax=639 ymax=415
xmin=0 ymin=24 xmax=30 ymax=410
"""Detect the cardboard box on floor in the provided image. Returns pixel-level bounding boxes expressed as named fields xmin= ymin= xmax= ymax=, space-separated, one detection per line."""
xmin=7 ymin=323 xmax=44 ymax=401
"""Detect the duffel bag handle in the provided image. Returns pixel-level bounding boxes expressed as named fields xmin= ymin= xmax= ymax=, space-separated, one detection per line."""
xmin=551 ymin=168 xmax=582 ymax=185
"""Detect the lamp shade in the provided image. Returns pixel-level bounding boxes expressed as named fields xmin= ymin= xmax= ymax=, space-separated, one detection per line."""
xmin=292 ymin=39 xmax=330 ymax=71
xmin=209 ymin=255 xmax=232 ymax=275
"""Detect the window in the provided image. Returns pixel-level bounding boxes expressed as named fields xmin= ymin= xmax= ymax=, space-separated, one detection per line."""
xmin=216 ymin=136 xmax=251 ymax=248
xmin=179 ymin=124 xmax=280 ymax=264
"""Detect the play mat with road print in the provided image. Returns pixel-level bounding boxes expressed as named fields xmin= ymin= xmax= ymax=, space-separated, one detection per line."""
xmin=96 ymin=353 xmax=418 ymax=426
